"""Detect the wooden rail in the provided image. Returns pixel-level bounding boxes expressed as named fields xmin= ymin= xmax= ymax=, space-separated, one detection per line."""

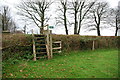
xmin=52 ymin=41 xmax=62 ymax=53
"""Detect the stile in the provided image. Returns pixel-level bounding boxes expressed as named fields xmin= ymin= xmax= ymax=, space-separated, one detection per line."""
xmin=32 ymin=25 xmax=62 ymax=61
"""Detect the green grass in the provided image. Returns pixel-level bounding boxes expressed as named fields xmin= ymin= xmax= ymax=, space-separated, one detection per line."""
xmin=3 ymin=49 xmax=118 ymax=78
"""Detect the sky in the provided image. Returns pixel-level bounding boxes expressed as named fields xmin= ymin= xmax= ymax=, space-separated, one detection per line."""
xmin=0 ymin=0 xmax=120 ymax=36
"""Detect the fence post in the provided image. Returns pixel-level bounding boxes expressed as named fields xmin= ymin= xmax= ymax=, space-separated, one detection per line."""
xmin=32 ymin=29 xmax=36 ymax=61
xmin=46 ymin=27 xmax=51 ymax=59
xmin=49 ymin=30 xmax=53 ymax=58
xmin=92 ymin=40 xmax=95 ymax=51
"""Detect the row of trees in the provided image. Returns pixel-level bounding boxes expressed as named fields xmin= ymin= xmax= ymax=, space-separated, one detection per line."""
xmin=18 ymin=0 xmax=120 ymax=36
xmin=56 ymin=0 xmax=120 ymax=36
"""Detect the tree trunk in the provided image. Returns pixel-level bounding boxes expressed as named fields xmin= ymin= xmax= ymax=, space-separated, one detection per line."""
xmin=115 ymin=27 xmax=118 ymax=36
xmin=40 ymin=12 xmax=44 ymax=34
xmin=97 ymin=17 xmax=101 ymax=36
xmin=74 ymin=11 xmax=78 ymax=34
xmin=2 ymin=17 xmax=4 ymax=31
xmin=77 ymin=20 xmax=82 ymax=34
xmin=65 ymin=24 xmax=68 ymax=35
xmin=64 ymin=9 xmax=68 ymax=35
xmin=115 ymin=18 xmax=118 ymax=36
xmin=97 ymin=25 xmax=101 ymax=36
xmin=40 ymin=27 xmax=44 ymax=34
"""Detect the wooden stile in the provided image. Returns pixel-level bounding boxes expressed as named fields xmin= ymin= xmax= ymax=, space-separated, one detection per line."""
xmin=32 ymin=26 xmax=62 ymax=61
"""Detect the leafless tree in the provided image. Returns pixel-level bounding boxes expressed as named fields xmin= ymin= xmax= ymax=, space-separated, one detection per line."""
xmin=118 ymin=1 xmax=120 ymax=36
xmin=22 ymin=24 xmax=27 ymax=34
xmin=56 ymin=0 xmax=69 ymax=35
xmin=17 ymin=0 xmax=52 ymax=34
xmin=70 ymin=0 xmax=95 ymax=34
xmin=1 ymin=6 xmax=12 ymax=31
xmin=9 ymin=19 xmax=17 ymax=33
xmin=70 ymin=0 xmax=81 ymax=34
xmin=89 ymin=2 xmax=109 ymax=36
xmin=107 ymin=8 xmax=119 ymax=36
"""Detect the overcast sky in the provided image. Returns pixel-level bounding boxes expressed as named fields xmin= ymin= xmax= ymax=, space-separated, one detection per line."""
xmin=0 ymin=0 xmax=120 ymax=36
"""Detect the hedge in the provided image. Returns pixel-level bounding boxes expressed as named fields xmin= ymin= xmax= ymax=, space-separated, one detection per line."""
xmin=2 ymin=33 xmax=119 ymax=60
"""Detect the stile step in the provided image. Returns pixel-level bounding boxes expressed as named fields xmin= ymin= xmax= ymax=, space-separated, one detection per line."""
xmin=36 ymin=48 xmax=46 ymax=50
xmin=36 ymin=50 xmax=47 ymax=52
xmin=53 ymin=51 xmax=62 ymax=53
xmin=36 ymin=52 xmax=47 ymax=54
xmin=35 ymin=40 xmax=46 ymax=42
xmin=36 ymin=44 xmax=46 ymax=46
xmin=52 ymin=47 xmax=61 ymax=50
xmin=35 ymin=37 xmax=45 ymax=40
xmin=34 ymin=34 xmax=46 ymax=37
xmin=35 ymin=42 xmax=46 ymax=44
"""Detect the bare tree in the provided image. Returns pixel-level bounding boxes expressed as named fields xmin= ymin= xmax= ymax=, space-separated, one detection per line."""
xmin=1 ymin=6 xmax=11 ymax=31
xmin=70 ymin=0 xmax=95 ymax=34
xmin=9 ymin=19 xmax=17 ymax=33
xmin=77 ymin=0 xmax=95 ymax=34
xmin=56 ymin=0 xmax=69 ymax=35
xmin=118 ymin=1 xmax=120 ymax=36
xmin=70 ymin=0 xmax=80 ymax=34
xmin=107 ymin=8 xmax=119 ymax=36
xmin=17 ymin=0 xmax=52 ymax=34
xmin=23 ymin=24 xmax=27 ymax=34
xmin=89 ymin=2 xmax=109 ymax=36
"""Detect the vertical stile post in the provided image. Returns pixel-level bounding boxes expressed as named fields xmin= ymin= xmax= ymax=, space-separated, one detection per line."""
xmin=32 ymin=29 xmax=36 ymax=61
xmin=46 ymin=26 xmax=50 ymax=59
xmin=49 ymin=30 xmax=53 ymax=58
xmin=60 ymin=41 xmax=62 ymax=52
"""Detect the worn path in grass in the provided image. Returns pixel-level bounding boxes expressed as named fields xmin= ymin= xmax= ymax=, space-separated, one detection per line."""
xmin=3 ymin=49 xmax=118 ymax=78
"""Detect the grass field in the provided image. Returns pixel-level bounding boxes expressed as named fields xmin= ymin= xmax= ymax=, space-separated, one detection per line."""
xmin=3 ymin=49 xmax=118 ymax=78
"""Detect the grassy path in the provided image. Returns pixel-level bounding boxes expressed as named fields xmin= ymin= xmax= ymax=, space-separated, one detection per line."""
xmin=3 ymin=49 xmax=118 ymax=78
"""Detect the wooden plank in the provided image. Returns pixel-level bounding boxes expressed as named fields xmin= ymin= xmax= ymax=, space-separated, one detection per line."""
xmin=35 ymin=40 xmax=45 ymax=42
xmin=36 ymin=44 xmax=46 ymax=46
xmin=34 ymin=34 xmax=45 ymax=37
xmin=36 ymin=48 xmax=46 ymax=50
xmin=53 ymin=41 xmax=61 ymax=44
xmin=53 ymin=51 xmax=61 ymax=53
xmin=36 ymin=52 xmax=47 ymax=54
xmin=52 ymin=47 xmax=61 ymax=50
xmin=35 ymin=37 xmax=45 ymax=40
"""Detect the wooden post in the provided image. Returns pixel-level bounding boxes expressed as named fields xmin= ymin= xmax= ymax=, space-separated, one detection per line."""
xmin=46 ymin=44 xmax=50 ymax=59
xmin=49 ymin=30 xmax=53 ymax=58
xmin=32 ymin=29 xmax=36 ymax=61
xmin=59 ymin=41 xmax=62 ymax=53
xmin=46 ymin=27 xmax=51 ymax=59
xmin=92 ymin=40 xmax=95 ymax=51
